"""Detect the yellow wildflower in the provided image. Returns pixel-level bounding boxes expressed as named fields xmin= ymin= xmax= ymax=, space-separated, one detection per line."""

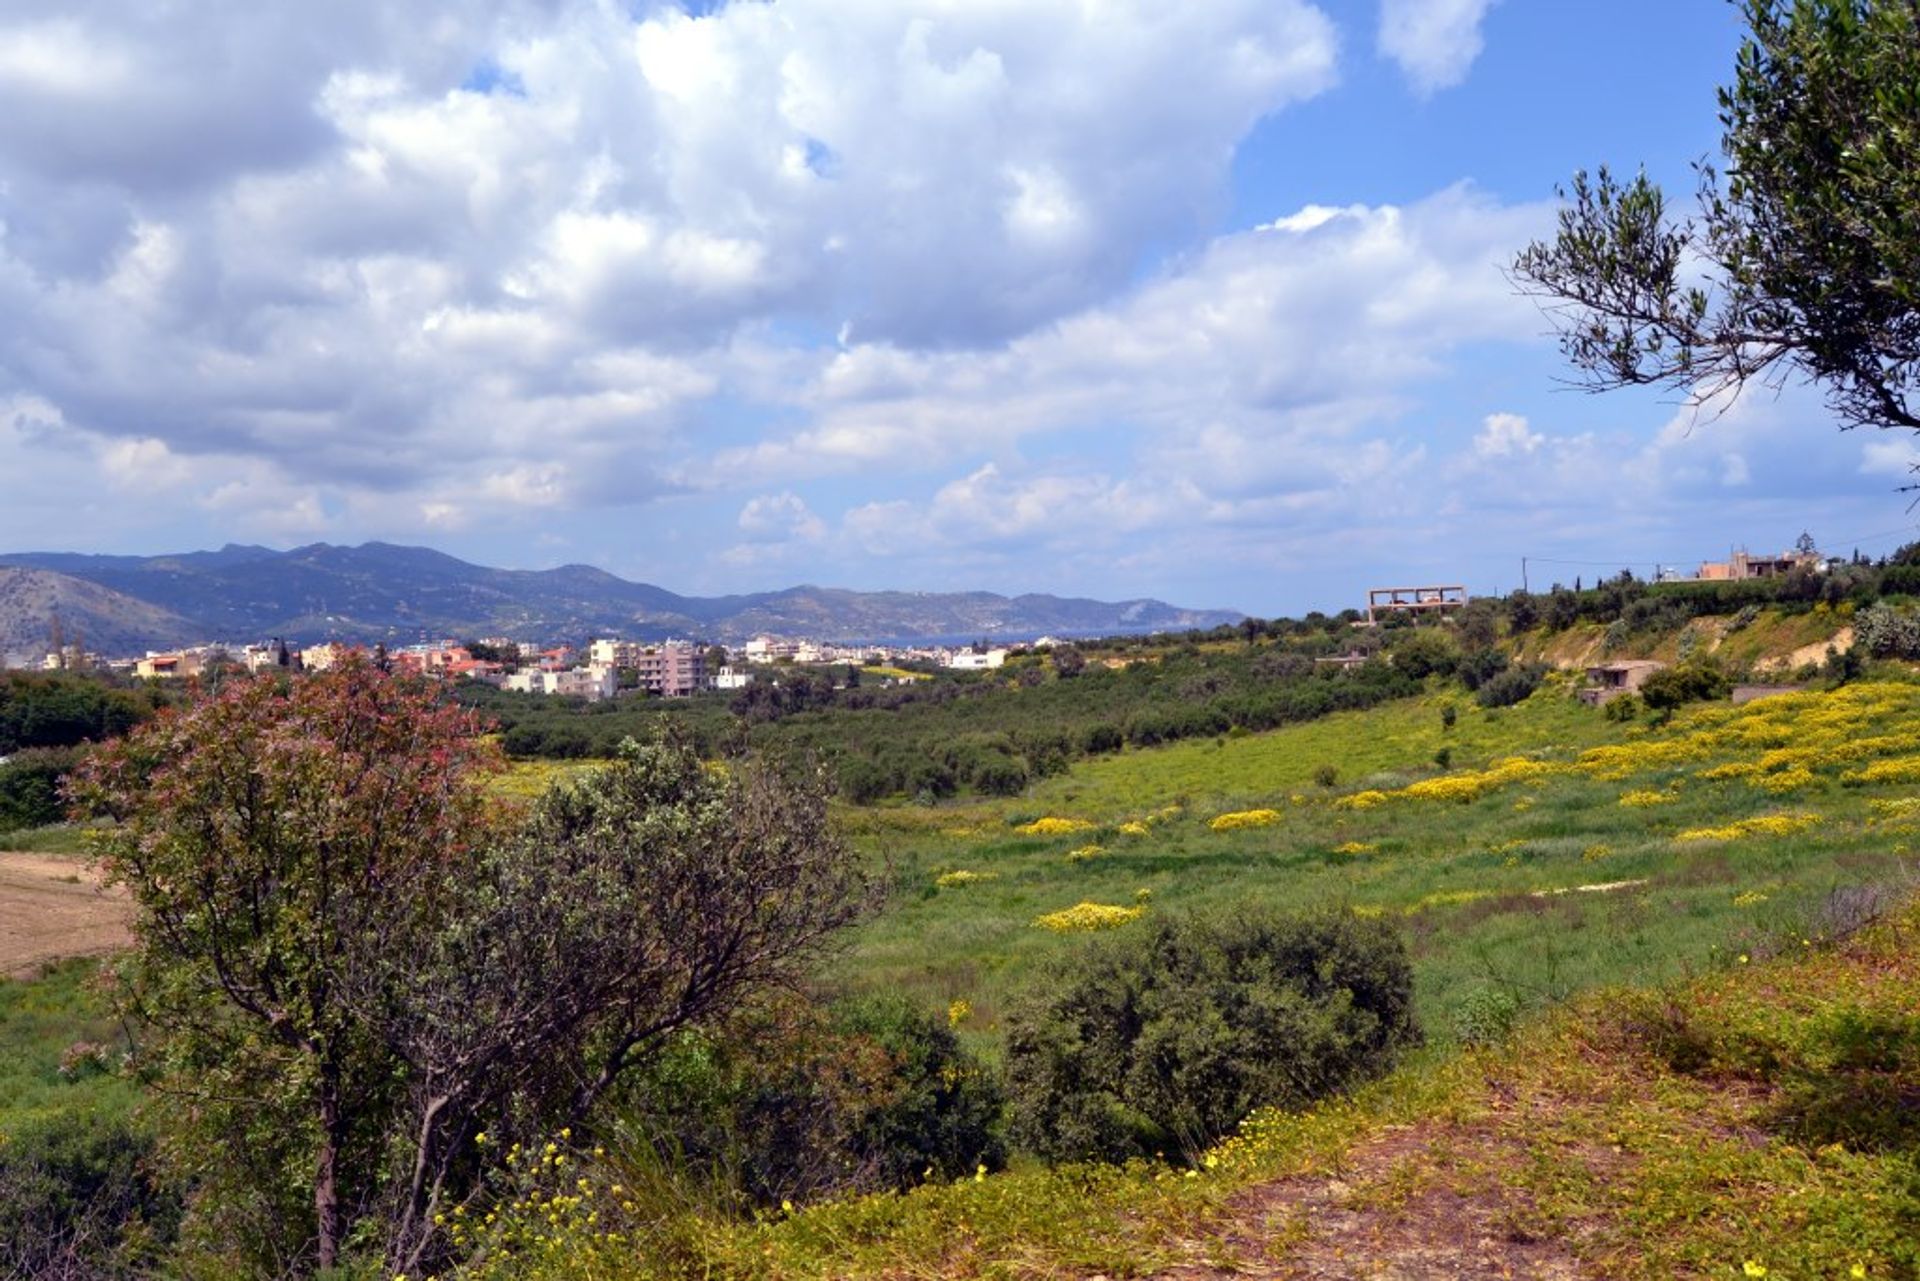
xmin=1208 ymin=808 xmax=1282 ymax=831
xmin=1015 ymin=816 xmax=1096 ymax=835
xmin=1033 ymin=901 xmax=1147 ymax=932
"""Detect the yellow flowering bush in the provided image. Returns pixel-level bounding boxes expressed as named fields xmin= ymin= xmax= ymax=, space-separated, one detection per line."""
xmin=1699 ymin=760 xmax=1765 ymax=780
xmin=1065 ymin=844 xmax=1106 ymax=863
xmin=1577 ymin=738 xmax=1710 ymax=780
xmin=1618 ymin=788 xmax=1674 ymax=807
xmin=1208 ymin=808 xmax=1282 ymax=831
xmin=1843 ymin=755 xmax=1920 ymax=785
xmin=1116 ymin=820 xmax=1149 ymax=836
xmin=1869 ymin=796 xmax=1920 ymax=820
xmin=1015 ymin=816 xmax=1096 ymax=836
xmin=1675 ymin=813 xmax=1822 ymax=843
xmin=1334 ymin=790 xmax=1388 ymax=811
xmin=1331 ymin=841 xmax=1376 ymax=855
xmin=1754 ymin=765 xmax=1816 ymax=794
xmin=935 ymin=869 xmax=997 ymax=888
xmin=1033 ymin=901 xmax=1147 ymax=932
xmin=1397 ymin=756 xmax=1566 ymax=804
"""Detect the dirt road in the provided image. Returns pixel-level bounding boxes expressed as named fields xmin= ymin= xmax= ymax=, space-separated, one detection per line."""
xmin=0 ymin=851 xmax=132 ymax=978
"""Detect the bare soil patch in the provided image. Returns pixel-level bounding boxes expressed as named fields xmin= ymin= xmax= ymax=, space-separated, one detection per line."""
xmin=0 ymin=850 xmax=131 ymax=978
xmin=1152 ymin=1113 xmax=1595 ymax=1281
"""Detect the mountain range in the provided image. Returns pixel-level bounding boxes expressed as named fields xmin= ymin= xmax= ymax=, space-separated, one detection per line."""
xmin=0 ymin=542 xmax=1241 ymax=661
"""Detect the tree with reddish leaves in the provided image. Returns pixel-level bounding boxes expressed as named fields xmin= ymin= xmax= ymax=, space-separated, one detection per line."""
xmin=71 ymin=660 xmax=499 ymax=1273
xmin=72 ymin=659 xmax=869 ymax=1276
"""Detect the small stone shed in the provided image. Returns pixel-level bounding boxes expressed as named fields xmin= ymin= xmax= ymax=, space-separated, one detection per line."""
xmin=1577 ymin=660 xmax=1667 ymax=706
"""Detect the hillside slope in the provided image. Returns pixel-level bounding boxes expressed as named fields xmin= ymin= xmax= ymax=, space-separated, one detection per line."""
xmin=454 ymin=894 xmax=1919 ymax=1279
xmin=0 ymin=566 xmax=201 ymax=663
xmin=0 ymin=542 xmax=1241 ymax=651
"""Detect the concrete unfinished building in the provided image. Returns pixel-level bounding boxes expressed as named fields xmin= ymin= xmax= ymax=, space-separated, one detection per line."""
xmin=1363 ymin=585 xmax=1467 ymax=626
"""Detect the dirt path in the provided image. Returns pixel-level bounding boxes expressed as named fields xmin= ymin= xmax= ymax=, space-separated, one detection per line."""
xmin=0 ymin=850 xmax=132 ymax=978
xmin=1151 ymin=1112 xmax=1594 ymax=1281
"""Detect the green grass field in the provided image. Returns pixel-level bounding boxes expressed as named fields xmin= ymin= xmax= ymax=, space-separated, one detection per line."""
xmin=0 ymin=823 xmax=94 ymax=855
xmin=829 ymin=679 xmax=1920 ymax=1054
xmin=0 ymin=958 xmax=138 ymax=1135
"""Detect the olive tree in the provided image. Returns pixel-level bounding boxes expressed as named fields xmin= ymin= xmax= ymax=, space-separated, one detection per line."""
xmin=1513 ymin=1 xmax=1920 ymax=443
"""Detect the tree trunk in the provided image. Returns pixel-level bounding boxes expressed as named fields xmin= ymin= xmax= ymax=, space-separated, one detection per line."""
xmin=316 ymin=1084 xmax=343 ymax=1271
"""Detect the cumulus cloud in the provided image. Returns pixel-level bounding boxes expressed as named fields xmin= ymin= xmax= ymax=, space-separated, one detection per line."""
xmin=738 ymin=491 xmax=825 ymax=544
xmin=726 ymin=185 xmax=1549 ymax=489
xmin=1473 ymin=412 xmax=1541 ymax=458
xmin=1378 ymin=0 xmax=1499 ymax=96
xmin=0 ymin=0 xmax=1342 ymax=549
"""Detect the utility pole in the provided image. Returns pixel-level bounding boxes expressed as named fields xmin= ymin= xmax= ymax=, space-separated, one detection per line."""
xmin=1520 ymin=557 xmax=1529 ymax=594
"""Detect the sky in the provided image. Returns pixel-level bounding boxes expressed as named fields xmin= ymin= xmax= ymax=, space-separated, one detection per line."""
xmin=2 ymin=0 xmax=1917 ymax=617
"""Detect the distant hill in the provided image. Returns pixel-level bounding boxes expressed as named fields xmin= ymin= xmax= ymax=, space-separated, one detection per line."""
xmin=0 ymin=542 xmax=1241 ymax=657
xmin=0 ymin=566 xmax=204 ymax=664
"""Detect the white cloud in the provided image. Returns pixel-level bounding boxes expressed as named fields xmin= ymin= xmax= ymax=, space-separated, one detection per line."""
xmin=724 ymin=185 xmax=1549 ymax=485
xmin=0 ymin=0 xmax=1341 ymax=543
xmin=737 ymin=491 xmax=825 ymax=543
xmin=1378 ymin=0 xmax=1499 ymax=96
xmin=1861 ymin=438 xmax=1920 ymax=479
xmin=1473 ymin=411 xmax=1541 ymax=458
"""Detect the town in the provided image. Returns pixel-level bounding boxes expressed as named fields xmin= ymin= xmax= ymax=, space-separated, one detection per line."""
xmin=18 ymin=630 xmax=1043 ymax=699
xmin=12 ymin=540 xmax=1841 ymax=702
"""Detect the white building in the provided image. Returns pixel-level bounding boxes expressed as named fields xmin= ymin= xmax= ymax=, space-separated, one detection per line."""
xmin=713 ymin=665 xmax=753 ymax=690
xmin=504 ymin=666 xmax=617 ymax=702
xmin=743 ymin=635 xmax=800 ymax=662
xmin=946 ymin=648 xmax=1009 ymax=670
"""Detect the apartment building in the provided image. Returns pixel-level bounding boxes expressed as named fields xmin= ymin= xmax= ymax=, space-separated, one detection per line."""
xmin=634 ymin=641 xmax=708 ymax=697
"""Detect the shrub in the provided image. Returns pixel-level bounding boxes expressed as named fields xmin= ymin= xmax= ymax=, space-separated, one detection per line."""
xmin=0 ymin=1110 xmax=181 ymax=1277
xmin=1475 ymin=663 xmax=1545 ymax=708
xmin=1081 ymin=723 xmax=1125 ymax=754
xmin=0 ymin=745 xmax=81 ymax=831
xmin=618 ymin=994 xmax=1005 ymax=1209
xmin=1312 ymin=763 xmax=1339 ymax=789
xmin=1004 ymin=910 xmax=1420 ymax=1164
xmin=1639 ymin=662 xmax=1732 ymax=711
xmin=1390 ymin=629 xmax=1460 ymax=679
xmin=1456 ymin=648 xmax=1510 ymax=691
xmin=969 ymin=754 xmax=1030 ymax=797
xmin=837 ymin=758 xmax=892 ymax=804
xmin=1451 ymin=986 xmax=1523 ymax=1047
xmin=1208 ymin=808 xmax=1282 ymax=832
xmin=1854 ymin=602 xmax=1920 ymax=657
xmin=1033 ymin=901 xmax=1146 ymax=932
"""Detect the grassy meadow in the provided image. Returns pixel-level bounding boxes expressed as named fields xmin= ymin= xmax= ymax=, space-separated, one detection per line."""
xmin=8 ymin=668 xmax=1919 ymax=1278
xmin=465 ymin=892 xmax=1920 ymax=1280
xmin=829 ymin=677 xmax=1920 ymax=1052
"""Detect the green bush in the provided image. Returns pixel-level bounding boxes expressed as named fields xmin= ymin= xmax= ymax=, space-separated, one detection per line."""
xmin=1389 ymin=629 xmax=1460 ymax=679
xmin=1456 ymin=648 xmax=1510 ymax=691
xmin=0 ymin=745 xmax=81 ymax=832
xmin=836 ymin=758 xmax=893 ymax=804
xmin=1639 ymin=662 xmax=1732 ymax=711
xmin=1451 ymin=985 xmax=1523 ymax=1047
xmin=0 ymin=1109 xmax=180 ymax=1278
xmin=1004 ymin=909 xmax=1420 ymax=1164
xmin=620 ymin=994 xmax=1005 ymax=1208
xmin=1475 ymin=663 xmax=1545 ymax=708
